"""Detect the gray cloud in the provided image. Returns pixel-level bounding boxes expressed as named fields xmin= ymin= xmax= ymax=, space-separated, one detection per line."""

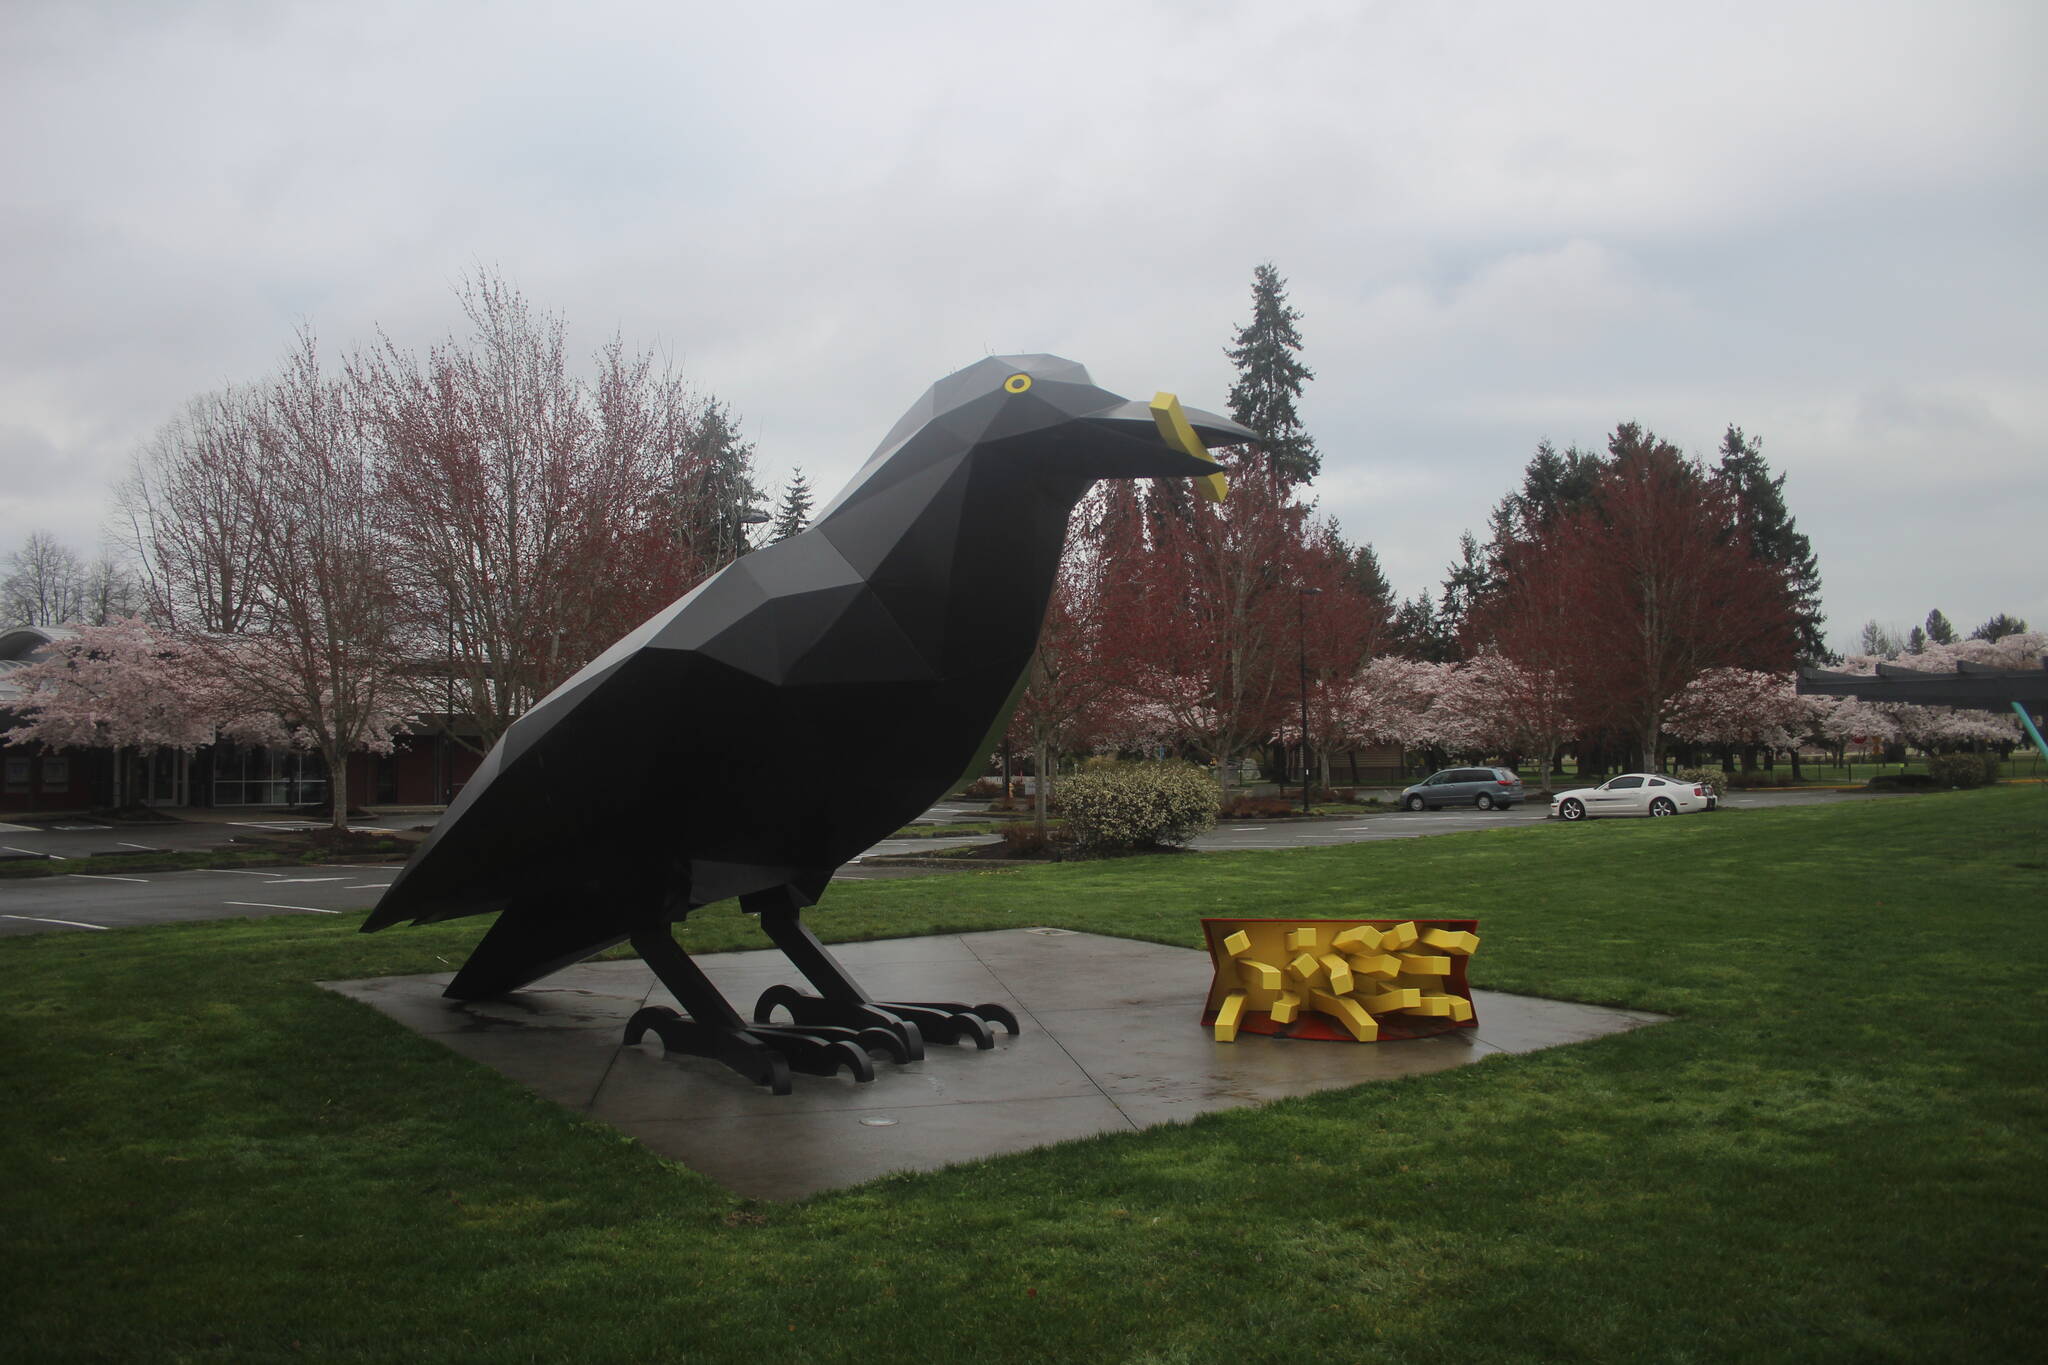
xmin=4 ymin=0 xmax=2042 ymax=646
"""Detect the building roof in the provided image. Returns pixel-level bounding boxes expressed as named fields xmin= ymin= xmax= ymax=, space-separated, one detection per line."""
xmin=0 ymin=625 xmax=79 ymax=705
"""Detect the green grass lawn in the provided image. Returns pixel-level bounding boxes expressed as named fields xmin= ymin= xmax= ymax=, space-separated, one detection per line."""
xmin=4 ymin=789 xmax=2044 ymax=1362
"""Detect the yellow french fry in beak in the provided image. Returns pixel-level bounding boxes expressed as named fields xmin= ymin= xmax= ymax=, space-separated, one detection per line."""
xmin=1150 ymin=392 xmax=1229 ymax=502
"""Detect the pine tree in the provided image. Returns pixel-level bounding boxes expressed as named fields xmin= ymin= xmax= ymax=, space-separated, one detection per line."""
xmin=1435 ymin=531 xmax=1490 ymax=659
xmin=1224 ymin=262 xmax=1319 ymax=486
xmin=772 ymin=467 xmax=814 ymax=542
xmin=1716 ymin=425 xmax=1827 ymax=663
xmin=1347 ymin=542 xmax=1393 ymax=607
xmin=1970 ymin=613 xmax=2029 ymax=641
xmin=1906 ymin=625 xmax=1928 ymax=654
xmin=1924 ymin=608 xmax=1957 ymax=645
xmin=681 ymin=398 xmax=762 ymax=565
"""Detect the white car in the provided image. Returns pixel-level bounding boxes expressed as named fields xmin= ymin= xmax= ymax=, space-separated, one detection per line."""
xmin=1550 ymin=773 xmax=1712 ymax=821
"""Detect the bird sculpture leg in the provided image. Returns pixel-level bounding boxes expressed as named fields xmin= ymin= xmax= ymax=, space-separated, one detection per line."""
xmin=623 ymin=926 xmax=882 ymax=1094
xmin=747 ymin=890 xmax=1021 ymax=1053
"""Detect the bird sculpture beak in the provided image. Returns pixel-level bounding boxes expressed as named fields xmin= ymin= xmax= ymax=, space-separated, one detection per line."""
xmin=1083 ymin=393 xmax=1257 ymax=502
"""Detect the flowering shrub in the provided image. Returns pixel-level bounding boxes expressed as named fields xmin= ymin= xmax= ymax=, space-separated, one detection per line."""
xmin=1926 ymin=752 xmax=1999 ymax=789
xmin=1674 ymin=766 xmax=1726 ymax=796
xmin=1059 ymin=760 xmax=1220 ymax=851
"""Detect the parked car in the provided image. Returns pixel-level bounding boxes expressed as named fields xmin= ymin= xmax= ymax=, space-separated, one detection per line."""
xmin=1549 ymin=773 xmax=1711 ymax=821
xmin=1399 ymin=766 xmax=1525 ymax=811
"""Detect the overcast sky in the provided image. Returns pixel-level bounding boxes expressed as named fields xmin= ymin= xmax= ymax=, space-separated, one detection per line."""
xmin=4 ymin=0 xmax=2042 ymax=653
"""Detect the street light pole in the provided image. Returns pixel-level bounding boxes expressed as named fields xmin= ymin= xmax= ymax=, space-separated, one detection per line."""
xmin=1298 ymin=586 xmax=1321 ymax=814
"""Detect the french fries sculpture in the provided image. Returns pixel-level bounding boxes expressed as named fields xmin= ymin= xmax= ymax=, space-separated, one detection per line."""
xmin=1201 ymin=918 xmax=1480 ymax=1043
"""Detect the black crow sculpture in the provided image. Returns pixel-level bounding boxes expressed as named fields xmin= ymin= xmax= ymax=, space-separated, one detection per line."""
xmin=362 ymin=354 xmax=1253 ymax=1092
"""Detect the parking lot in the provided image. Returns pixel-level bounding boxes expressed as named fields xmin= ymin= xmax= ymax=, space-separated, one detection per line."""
xmin=0 ymin=787 xmax=1884 ymax=937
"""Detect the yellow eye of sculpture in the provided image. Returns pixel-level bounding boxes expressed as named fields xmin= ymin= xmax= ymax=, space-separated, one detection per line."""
xmin=1003 ymin=373 xmax=1033 ymax=394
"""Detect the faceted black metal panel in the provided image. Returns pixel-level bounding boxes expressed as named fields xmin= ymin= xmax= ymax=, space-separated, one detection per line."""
xmin=361 ymin=355 xmax=1254 ymax=1000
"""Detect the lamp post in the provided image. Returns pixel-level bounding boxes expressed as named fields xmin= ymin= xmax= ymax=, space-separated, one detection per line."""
xmin=1298 ymin=586 xmax=1321 ymax=814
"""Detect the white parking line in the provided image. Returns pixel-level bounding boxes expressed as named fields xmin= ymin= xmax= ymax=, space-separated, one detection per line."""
xmin=67 ymin=873 xmax=150 ymax=883
xmin=346 ymin=884 xmax=392 ymax=890
xmin=117 ymin=842 xmax=161 ymax=850
xmin=2 ymin=913 xmax=110 ymax=930
xmin=3 ymin=845 xmax=60 ymax=859
xmin=269 ymin=877 xmax=344 ymax=884
xmin=224 ymin=901 xmax=340 ymax=914
xmin=210 ymin=870 xmax=287 ymax=877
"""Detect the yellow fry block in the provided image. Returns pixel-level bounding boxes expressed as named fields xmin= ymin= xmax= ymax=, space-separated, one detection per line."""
xmin=1317 ymin=954 xmax=1354 ymax=996
xmin=1404 ymin=993 xmax=1458 ymax=1016
xmin=1213 ymin=990 xmax=1246 ymax=1042
xmin=1359 ymin=986 xmax=1421 ymax=1014
xmin=1347 ymin=952 xmax=1402 ymax=979
xmin=1331 ymin=925 xmax=1384 ymax=953
xmin=1383 ymin=922 xmax=1418 ymax=950
xmin=1151 ymin=393 xmax=1229 ymax=505
xmin=1311 ymin=990 xmax=1379 ymax=1041
xmin=1288 ymin=951 xmax=1324 ymax=985
xmin=1235 ymin=958 xmax=1282 ymax=991
xmin=1222 ymin=929 xmax=1253 ymax=958
xmin=1269 ymin=990 xmax=1302 ymax=1024
xmin=1419 ymin=928 xmax=1479 ymax=955
xmin=1447 ymin=996 xmax=1473 ymax=1023
xmin=1286 ymin=926 xmax=1321 ymax=951
xmin=1395 ymin=953 xmax=1451 ymax=976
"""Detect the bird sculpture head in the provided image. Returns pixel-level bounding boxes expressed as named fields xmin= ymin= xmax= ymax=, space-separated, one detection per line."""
xmin=812 ymin=353 xmax=1257 ymax=523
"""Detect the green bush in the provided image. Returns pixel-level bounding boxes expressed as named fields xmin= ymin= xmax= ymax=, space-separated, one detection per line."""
xmin=1926 ymin=752 xmax=1999 ymax=789
xmin=1675 ymin=766 xmax=1727 ymax=796
xmin=1058 ymin=760 xmax=1220 ymax=850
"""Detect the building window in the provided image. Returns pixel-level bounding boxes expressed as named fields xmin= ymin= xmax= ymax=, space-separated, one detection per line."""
xmin=211 ymin=745 xmax=329 ymax=807
xmin=40 ymin=756 xmax=69 ymax=789
xmin=4 ymin=756 xmax=29 ymax=794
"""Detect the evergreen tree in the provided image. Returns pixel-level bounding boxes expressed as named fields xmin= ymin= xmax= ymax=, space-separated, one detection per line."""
xmin=1346 ymin=542 xmax=1393 ymax=607
xmin=1924 ymin=608 xmax=1957 ymax=645
xmin=1224 ymin=262 xmax=1319 ymax=486
xmin=771 ymin=467 xmax=814 ymax=542
xmin=1435 ymin=530 xmax=1490 ymax=659
xmin=681 ymin=398 xmax=762 ymax=564
xmin=1716 ymin=425 xmax=1827 ymax=663
xmin=1858 ymin=620 xmax=1902 ymax=657
xmin=1491 ymin=438 xmax=1603 ymax=544
xmin=1970 ymin=612 xmax=2029 ymax=641
xmin=1393 ymin=593 xmax=1451 ymax=662
xmin=1906 ymin=625 xmax=1928 ymax=654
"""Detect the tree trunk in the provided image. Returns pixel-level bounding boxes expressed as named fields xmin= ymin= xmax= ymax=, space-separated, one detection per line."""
xmin=327 ymin=746 xmax=349 ymax=833
xmin=1033 ymin=737 xmax=1049 ymax=836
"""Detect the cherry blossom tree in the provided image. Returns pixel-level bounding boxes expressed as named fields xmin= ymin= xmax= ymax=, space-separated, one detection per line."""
xmin=1665 ymin=668 xmax=1807 ymax=771
xmin=1 ymin=618 xmax=272 ymax=807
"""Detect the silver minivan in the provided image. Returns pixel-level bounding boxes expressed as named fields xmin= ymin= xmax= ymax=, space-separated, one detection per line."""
xmin=1399 ymin=766 xmax=1525 ymax=811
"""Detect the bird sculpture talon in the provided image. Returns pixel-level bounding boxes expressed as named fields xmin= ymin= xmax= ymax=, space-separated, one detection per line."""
xmin=752 ymin=983 xmax=927 ymax=1061
xmin=861 ymin=1001 xmax=1017 ymax=1050
xmin=624 ymin=1005 xmax=797 ymax=1095
xmin=624 ymin=1005 xmax=877 ymax=1091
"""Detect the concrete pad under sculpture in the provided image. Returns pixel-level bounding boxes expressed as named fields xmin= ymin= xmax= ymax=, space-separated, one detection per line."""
xmin=324 ymin=928 xmax=1666 ymax=1201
